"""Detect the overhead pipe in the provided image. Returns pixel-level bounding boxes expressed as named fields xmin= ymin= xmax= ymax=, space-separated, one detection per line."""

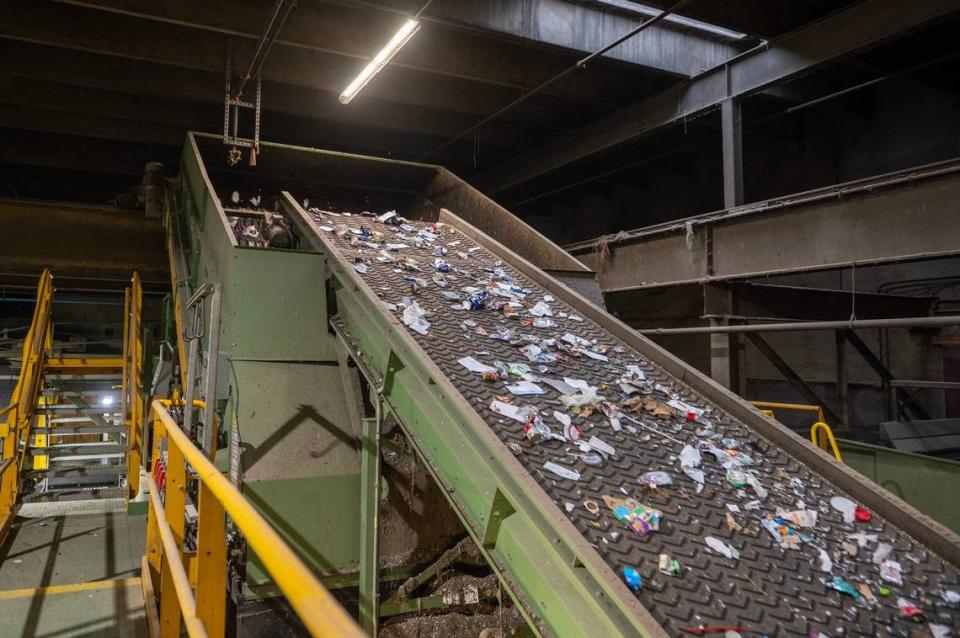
xmin=639 ymin=315 xmax=960 ymax=336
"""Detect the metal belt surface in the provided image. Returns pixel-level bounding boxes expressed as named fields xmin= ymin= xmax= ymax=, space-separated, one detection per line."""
xmin=317 ymin=211 xmax=959 ymax=637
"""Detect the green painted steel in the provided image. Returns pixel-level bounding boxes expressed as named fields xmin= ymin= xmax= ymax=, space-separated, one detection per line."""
xmin=838 ymin=438 xmax=960 ymax=533
xmin=310 ymin=232 xmax=659 ymax=637
xmin=176 ymin=135 xmax=363 ymax=589
xmin=359 ymin=417 xmax=382 ymax=634
xmin=177 ymin=137 xmax=336 ymax=363
xmin=242 ymin=475 xmax=361 ymax=587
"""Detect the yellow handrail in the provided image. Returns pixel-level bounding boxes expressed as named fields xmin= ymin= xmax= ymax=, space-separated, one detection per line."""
xmin=147 ymin=476 xmax=209 ymax=638
xmin=751 ymin=400 xmax=843 ymax=462
xmin=749 ymin=401 xmax=824 ymax=424
xmin=145 ymin=400 xmax=364 ymax=638
xmin=810 ymin=421 xmax=844 ymax=462
xmin=0 ymin=270 xmax=54 ymax=542
xmin=124 ymin=272 xmax=144 ymax=499
xmin=0 ymin=403 xmax=18 ymax=420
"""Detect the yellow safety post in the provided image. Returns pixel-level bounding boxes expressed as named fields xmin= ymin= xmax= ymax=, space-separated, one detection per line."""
xmin=143 ymin=399 xmax=364 ymax=638
xmin=810 ymin=422 xmax=844 ymax=462
xmin=124 ymin=272 xmax=144 ymax=499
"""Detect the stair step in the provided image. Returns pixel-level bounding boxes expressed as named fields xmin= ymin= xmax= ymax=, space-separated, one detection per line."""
xmin=22 ymin=486 xmax=126 ymax=503
xmin=28 ymin=443 xmax=125 ymax=458
xmin=26 ymin=465 xmax=125 ymax=482
xmin=35 ymin=407 xmax=122 ymax=415
xmin=36 ymin=425 xmax=127 ymax=435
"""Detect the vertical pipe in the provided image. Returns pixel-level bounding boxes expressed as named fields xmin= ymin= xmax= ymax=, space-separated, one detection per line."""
xmin=201 ymin=285 xmax=222 ymax=457
xmin=182 ymin=336 xmax=199 ymax=437
xmin=835 ymin=330 xmax=849 ymax=430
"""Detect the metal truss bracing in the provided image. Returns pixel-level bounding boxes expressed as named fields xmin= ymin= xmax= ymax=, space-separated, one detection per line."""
xmin=473 ymin=0 xmax=960 ymax=194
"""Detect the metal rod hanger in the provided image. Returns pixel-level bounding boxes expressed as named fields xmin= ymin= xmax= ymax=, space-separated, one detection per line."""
xmin=235 ymin=0 xmax=297 ymax=100
xmin=639 ymin=315 xmax=960 ymax=336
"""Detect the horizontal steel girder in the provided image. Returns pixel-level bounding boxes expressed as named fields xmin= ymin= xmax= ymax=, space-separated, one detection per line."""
xmin=473 ymin=0 xmax=960 ymax=193
xmin=0 ymin=199 xmax=168 ymax=281
xmin=570 ymin=158 xmax=960 ymax=292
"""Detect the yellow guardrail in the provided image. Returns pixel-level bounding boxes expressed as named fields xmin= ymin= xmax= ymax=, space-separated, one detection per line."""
xmin=123 ymin=272 xmax=144 ymax=499
xmin=0 ymin=270 xmax=54 ymax=544
xmin=750 ymin=400 xmax=843 ymax=462
xmin=144 ymin=399 xmax=364 ymax=638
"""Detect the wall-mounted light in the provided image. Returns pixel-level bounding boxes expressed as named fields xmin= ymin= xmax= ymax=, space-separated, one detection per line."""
xmin=339 ymin=19 xmax=421 ymax=104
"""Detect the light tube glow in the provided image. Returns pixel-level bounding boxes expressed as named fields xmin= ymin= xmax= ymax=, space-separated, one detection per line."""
xmin=339 ymin=19 xmax=421 ymax=104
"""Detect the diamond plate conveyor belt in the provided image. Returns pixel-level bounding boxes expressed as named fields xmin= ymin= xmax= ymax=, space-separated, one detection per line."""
xmin=280 ymin=193 xmax=960 ymax=638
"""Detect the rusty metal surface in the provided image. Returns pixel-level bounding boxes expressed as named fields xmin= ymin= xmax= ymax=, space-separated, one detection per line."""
xmin=312 ymin=211 xmax=960 ymax=636
xmin=567 ymin=158 xmax=960 ymax=292
xmin=0 ymin=198 xmax=167 ymax=281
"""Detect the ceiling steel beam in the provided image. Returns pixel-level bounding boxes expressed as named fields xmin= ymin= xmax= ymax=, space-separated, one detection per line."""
xmin=0 ymin=104 xmax=185 ymax=148
xmin=0 ymin=128 xmax=178 ymax=176
xmin=0 ymin=198 xmax=168 ymax=281
xmin=47 ymin=0 xmax=640 ymax=108
xmin=473 ymin=0 xmax=960 ymax=194
xmin=407 ymin=0 xmax=742 ymax=77
xmin=0 ymin=1 xmax=572 ymax=122
xmin=569 ymin=158 xmax=960 ymax=292
xmin=608 ymin=283 xmax=937 ymax=324
xmin=0 ymin=44 xmax=549 ymax=156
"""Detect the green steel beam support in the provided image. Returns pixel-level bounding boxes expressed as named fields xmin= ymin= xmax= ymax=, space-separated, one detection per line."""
xmin=286 ymin=192 xmax=665 ymax=638
xmin=379 ymin=595 xmax=444 ymax=618
xmin=359 ymin=415 xmax=382 ymax=635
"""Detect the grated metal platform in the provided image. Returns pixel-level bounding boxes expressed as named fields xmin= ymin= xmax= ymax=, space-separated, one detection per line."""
xmin=311 ymin=210 xmax=959 ymax=637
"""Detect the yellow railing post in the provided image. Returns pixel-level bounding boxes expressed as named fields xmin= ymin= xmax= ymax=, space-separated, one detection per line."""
xmin=126 ymin=272 xmax=144 ymax=500
xmin=159 ymin=437 xmax=187 ymax=636
xmin=142 ymin=399 xmax=364 ymax=638
xmin=195 ymin=482 xmax=226 ymax=636
xmin=810 ymin=422 xmax=844 ymax=462
xmin=751 ymin=400 xmax=844 ymax=462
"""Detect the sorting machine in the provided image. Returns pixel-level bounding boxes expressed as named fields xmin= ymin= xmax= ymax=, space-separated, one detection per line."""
xmin=165 ymin=133 xmax=960 ymax=636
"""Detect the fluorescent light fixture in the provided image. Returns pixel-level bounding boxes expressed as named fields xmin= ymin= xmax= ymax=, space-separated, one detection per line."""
xmin=339 ymin=19 xmax=421 ymax=104
xmin=100 ymin=395 xmax=114 ymax=406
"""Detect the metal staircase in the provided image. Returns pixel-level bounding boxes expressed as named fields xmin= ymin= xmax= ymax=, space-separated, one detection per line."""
xmin=0 ymin=271 xmax=144 ymax=538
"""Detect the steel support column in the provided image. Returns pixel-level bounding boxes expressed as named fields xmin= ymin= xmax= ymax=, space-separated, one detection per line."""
xmin=359 ymin=415 xmax=382 ymax=635
xmin=473 ymin=0 xmax=960 ymax=193
xmin=721 ymin=98 xmax=743 ymax=208
xmin=704 ymin=284 xmax=740 ymax=392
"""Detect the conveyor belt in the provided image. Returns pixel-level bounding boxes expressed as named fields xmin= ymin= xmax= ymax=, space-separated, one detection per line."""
xmin=299 ymin=205 xmax=960 ymax=637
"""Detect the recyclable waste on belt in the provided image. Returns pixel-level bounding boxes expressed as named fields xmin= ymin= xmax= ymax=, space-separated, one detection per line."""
xmin=309 ymin=206 xmax=960 ymax=637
